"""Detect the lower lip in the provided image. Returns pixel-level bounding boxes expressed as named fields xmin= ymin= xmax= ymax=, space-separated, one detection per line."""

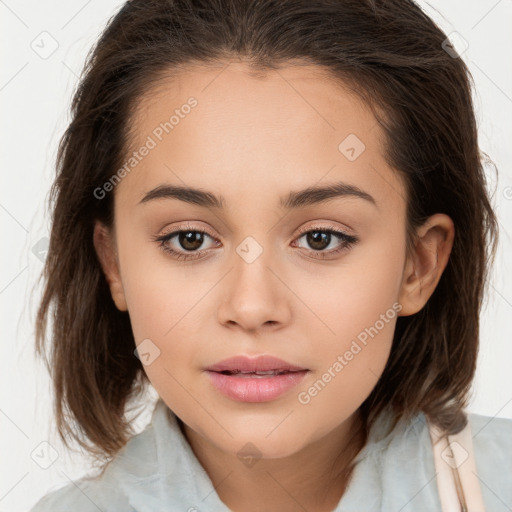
xmin=205 ymin=370 xmax=309 ymax=403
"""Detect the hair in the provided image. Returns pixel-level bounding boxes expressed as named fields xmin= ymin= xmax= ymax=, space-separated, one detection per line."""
xmin=35 ymin=0 xmax=499 ymax=470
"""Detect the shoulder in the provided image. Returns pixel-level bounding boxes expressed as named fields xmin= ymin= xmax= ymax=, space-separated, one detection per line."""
xmin=466 ymin=411 xmax=512 ymax=471
xmin=340 ymin=409 xmax=512 ymax=512
xmin=466 ymin=411 xmax=512 ymax=506
xmin=29 ymin=399 xmax=196 ymax=512
xmin=467 ymin=410 xmax=512 ymax=448
xmin=28 ymin=472 xmax=131 ymax=512
xmin=402 ymin=410 xmax=512 ymax=467
xmin=28 ymin=464 xmax=137 ymax=512
xmin=29 ymin=424 xmax=158 ymax=512
xmin=410 ymin=411 xmax=512 ymax=511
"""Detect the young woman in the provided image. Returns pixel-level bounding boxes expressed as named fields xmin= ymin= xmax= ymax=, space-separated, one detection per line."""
xmin=31 ymin=0 xmax=512 ymax=510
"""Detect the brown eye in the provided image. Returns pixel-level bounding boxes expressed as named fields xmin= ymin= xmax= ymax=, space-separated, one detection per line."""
xmin=293 ymin=226 xmax=359 ymax=260
xmin=153 ymin=225 xmax=220 ymax=261
xmin=305 ymin=231 xmax=332 ymax=251
xmin=177 ymin=231 xmax=205 ymax=251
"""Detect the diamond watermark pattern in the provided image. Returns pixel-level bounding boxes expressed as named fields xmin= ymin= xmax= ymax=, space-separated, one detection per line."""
xmin=30 ymin=31 xmax=59 ymax=59
xmin=237 ymin=442 xmax=262 ymax=468
xmin=31 ymin=236 xmax=49 ymax=262
xmin=442 ymin=31 xmax=469 ymax=58
xmin=134 ymin=338 xmax=161 ymax=366
xmin=441 ymin=440 xmax=469 ymax=469
xmin=236 ymin=236 xmax=263 ymax=264
xmin=30 ymin=441 xmax=59 ymax=469
xmin=338 ymin=134 xmax=366 ymax=161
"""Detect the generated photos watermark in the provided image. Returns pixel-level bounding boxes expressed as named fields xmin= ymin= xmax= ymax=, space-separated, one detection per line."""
xmin=93 ymin=96 xmax=198 ymax=200
xmin=297 ymin=301 xmax=403 ymax=405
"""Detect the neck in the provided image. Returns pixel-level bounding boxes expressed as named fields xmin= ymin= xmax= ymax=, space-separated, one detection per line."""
xmin=180 ymin=410 xmax=367 ymax=512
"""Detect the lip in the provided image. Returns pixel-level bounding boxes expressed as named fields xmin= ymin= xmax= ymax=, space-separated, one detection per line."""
xmin=204 ymin=355 xmax=307 ymax=373
xmin=204 ymin=355 xmax=309 ymax=403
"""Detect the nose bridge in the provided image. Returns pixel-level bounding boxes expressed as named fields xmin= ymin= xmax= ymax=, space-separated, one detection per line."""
xmin=217 ymin=233 xmax=291 ymax=330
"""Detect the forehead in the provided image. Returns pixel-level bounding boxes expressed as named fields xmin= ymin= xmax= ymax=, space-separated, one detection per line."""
xmin=120 ymin=60 xmax=406 ymax=214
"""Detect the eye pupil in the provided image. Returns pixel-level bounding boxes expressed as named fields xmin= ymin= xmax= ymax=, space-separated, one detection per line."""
xmin=179 ymin=231 xmax=203 ymax=251
xmin=307 ymin=231 xmax=330 ymax=250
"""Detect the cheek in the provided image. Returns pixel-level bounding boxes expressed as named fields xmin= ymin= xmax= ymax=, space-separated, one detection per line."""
xmin=116 ymin=223 xmax=203 ymax=338
xmin=117 ymin=237 xmax=220 ymax=394
xmin=289 ymin=238 xmax=404 ymax=415
xmin=122 ymin=263 xmax=212 ymax=379
xmin=290 ymin=231 xmax=405 ymax=343
xmin=292 ymin=289 xmax=399 ymax=439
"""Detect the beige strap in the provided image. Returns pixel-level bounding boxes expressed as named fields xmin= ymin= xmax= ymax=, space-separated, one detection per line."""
xmin=428 ymin=416 xmax=486 ymax=511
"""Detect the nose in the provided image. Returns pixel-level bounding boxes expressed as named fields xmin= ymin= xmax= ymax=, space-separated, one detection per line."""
xmin=216 ymin=244 xmax=292 ymax=333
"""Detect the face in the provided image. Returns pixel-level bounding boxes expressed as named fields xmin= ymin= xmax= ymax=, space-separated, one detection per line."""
xmin=96 ymin=61 xmax=419 ymax=459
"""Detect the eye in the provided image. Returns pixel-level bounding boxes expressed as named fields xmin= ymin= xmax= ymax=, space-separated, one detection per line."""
xmin=152 ymin=223 xmax=220 ymax=261
xmin=152 ymin=223 xmax=358 ymax=261
xmin=292 ymin=225 xmax=358 ymax=259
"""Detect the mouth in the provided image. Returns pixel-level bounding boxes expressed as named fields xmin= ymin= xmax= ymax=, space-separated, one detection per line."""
xmin=216 ymin=369 xmax=304 ymax=377
xmin=204 ymin=355 xmax=309 ymax=402
xmin=204 ymin=354 xmax=308 ymax=373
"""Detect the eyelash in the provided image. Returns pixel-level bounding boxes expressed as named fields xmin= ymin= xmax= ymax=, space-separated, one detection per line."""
xmin=152 ymin=222 xmax=359 ymax=261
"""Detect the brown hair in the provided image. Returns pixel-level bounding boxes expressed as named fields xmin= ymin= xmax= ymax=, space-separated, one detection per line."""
xmin=35 ymin=0 xmax=499 ymax=468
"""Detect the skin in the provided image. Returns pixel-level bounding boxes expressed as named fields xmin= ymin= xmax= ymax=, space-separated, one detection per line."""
xmin=93 ymin=59 xmax=454 ymax=511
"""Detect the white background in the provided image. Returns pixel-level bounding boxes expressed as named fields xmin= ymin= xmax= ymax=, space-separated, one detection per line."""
xmin=1 ymin=0 xmax=511 ymax=510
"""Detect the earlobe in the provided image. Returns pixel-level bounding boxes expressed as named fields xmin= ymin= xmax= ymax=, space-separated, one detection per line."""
xmin=93 ymin=221 xmax=128 ymax=312
xmin=398 ymin=214 xmax=455 ymax=316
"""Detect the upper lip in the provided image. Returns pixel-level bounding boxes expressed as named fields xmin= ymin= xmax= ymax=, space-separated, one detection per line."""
xmin=204 ymin=355 xmax=308 ymax=373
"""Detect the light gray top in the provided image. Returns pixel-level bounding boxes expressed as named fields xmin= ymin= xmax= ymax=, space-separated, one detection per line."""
xmin=30 ymin=398 xmax=512 ymax=511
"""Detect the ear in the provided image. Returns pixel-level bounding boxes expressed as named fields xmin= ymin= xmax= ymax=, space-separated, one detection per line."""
xmin=93 ymin=221 xmax=128 ymax=312
xmin=398 ymin=213 xmax=455 ymax=316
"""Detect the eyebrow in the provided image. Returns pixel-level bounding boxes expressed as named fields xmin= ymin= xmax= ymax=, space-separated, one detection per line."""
xmin=138 ymin=181 xmax=377 ymax=210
